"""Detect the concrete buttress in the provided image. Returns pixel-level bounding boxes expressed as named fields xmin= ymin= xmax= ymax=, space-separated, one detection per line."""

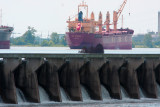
xmin=59 ymin=58 xmax=83 ymax=101
xmin=137 ymin=58 xmax=158 ymax=98
xmin=79 ymin=58 xmax=104 ymax=100
xmin=14 ymin=58 xmax=42 ymax=103
xmin=0 ymin=58 xmax=19 ymax=104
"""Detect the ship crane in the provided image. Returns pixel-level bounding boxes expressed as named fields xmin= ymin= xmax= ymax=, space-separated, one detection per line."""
xmin=113 ymin=0 xmax=127 ymax=31
xmin=117 ymin=0 xmax=127 ymax=19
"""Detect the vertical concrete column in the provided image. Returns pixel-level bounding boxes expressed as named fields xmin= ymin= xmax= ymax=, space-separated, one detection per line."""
xmin=155 ymin=64 xmax=160 ymax=84
xmin=59 ymin=58 xmax=83 ymax=101
xmin=137 ymin=58 xmax=158 ymax=98
xmin=79 ymin=58 xmax=104 ymax=100
xmin=14 ymin=58 xmax=42 ymax=103
xmin=0 ymin=58 xmax=19 ymax=104
xmin=99 ymin=58 xmax=123 ymax=99
xmin=37 ymin=59 xmax=61 ymax=102
xmin=153 ymin=59 xmax=160 ymax=85
xmin=119 ymin=58 xmax=143 ymax=99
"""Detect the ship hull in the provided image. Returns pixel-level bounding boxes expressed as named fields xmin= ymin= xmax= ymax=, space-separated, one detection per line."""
xmin=66 ymin=32 xmax=133 ymax=49
xmin=0 ymin=30 xmax=11 ymax=49
xmin=0 ymin=41 xmax=10 ymax=49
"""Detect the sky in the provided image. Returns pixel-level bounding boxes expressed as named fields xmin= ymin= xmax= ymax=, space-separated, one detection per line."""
xmin=0 ymin=0 xmax=160 ymax=37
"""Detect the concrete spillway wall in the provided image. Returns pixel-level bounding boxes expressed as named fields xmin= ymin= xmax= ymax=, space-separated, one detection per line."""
xmin=0 ymin=53 xmax=160 ymax=103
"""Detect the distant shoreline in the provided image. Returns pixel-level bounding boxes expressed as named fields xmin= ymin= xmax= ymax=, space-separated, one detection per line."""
xmin=10 ymin=45 xmax=160 ymax=48
xmin=10 ymin=45 xmax=68 ymax=47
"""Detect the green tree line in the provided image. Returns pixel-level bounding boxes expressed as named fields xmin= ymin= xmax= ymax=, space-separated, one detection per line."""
xmin=132 ymin=33 xmax=160 ymax=48
xmin=11 ymin=26 xmax=67 ymax=47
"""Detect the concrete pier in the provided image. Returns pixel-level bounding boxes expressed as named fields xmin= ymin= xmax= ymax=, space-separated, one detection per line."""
xmin=59 ymin=59 xmax=82 ymax=101
xmin=0 ymin=58 xmax=19 ymax=104
xmin=99 ymin=59 xmax=122 ymax=99
xmin=37 ymin=60 xmax=61 ymax=102
xmin=119 ymin=58 xmax=143 ymax=99
xmin=14 ymin=58 xmax=42 ymax=103
xmin=137 ymin=59 xmax=158 ymax=98
xmin=79 ymin=58 xmax=103 ymax=100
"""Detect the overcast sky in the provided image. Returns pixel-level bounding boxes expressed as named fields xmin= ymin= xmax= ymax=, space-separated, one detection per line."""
xmin=0 ymin=0 xmax=160 ymax=37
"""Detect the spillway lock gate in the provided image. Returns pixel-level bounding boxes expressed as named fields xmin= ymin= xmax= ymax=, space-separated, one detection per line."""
xmin=0 ymin=53 xmax=160 ymax=104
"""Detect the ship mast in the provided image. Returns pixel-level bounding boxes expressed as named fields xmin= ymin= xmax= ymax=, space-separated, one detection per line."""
xmin=78 ymin=1 xmax=88 ymax=19
xmin=113 ymin=0 xmax=127 ymax=31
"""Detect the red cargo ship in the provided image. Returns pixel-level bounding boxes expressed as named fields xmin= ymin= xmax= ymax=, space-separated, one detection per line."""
xmin=66 ymin=0 xmax=134 ymax=49
xmin=0 ymin=26 xmax=13 ymax=49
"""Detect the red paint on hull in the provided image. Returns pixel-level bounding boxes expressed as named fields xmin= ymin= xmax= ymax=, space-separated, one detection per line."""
xmin=0 ymin=41 xmax=10 ymax=49
xmin=66 ymin=32 xmax=133 ymax=50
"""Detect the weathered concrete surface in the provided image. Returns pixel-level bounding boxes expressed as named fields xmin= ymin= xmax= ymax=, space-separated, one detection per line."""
xmin=137 ymin=59 xmax=158 ymax=98
xmin=79 ymin=58 xmax=104 ymax=100
xmin=0 ymin=54 xmax=160 ymax=104
xmin=155 ymin=64 xmax=160 ymax=84
xmin=0 ymin=58 xmax=19 ymax=104
xmin=14 ymin=58 xmax=42 ymax=103
xmin=100 ymin=58 xmax=123 ymax=99
xmin=153 ymin=59 xmax=160 ymax=85
xmin=119 ymin=58 xmax=143 ymax=99
xmin=99 ymin=60 xmax=121 ymax=99
xmin=59 ymin=58 xmax=83 ymax=101
xmin=37 ymin=60 xmax=61 ymax=102
xmin=1 ymin=53 xmax=160 ymax=59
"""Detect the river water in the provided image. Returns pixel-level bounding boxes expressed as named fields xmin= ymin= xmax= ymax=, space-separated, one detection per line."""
xmin=0 ymin=46 xmax=160 ymax=54
xmin=0 ymin=47 xmax=160 ymax=107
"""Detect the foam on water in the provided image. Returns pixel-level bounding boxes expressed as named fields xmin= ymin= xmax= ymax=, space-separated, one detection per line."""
xmin=81 ymin=85 xmax=91 ymax=101
xmin=139 ymin=88 xmax=145 ymax=98
xmin=60 ymin=87 xmax=70 ymax=102
xmin=121 ymin=87 xmax=129 ymax=99
xmin=1 ymin=84 xmax=160 ymax=106
xmin=101 ymin=85 xmax=111 ymax=100
xmin=0 ymin=96 xmax=3 ymax=103
xmin=157 ymin=83 xmax=160 ymax=98
xmin=39 ymin=86 xmax=50 ymax=103
xmin=16 ymin=88 xmax=26 ymax=103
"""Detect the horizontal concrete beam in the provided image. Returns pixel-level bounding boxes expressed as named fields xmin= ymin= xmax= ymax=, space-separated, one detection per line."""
xmin=0 ymin=53 xmax=160 ymax=58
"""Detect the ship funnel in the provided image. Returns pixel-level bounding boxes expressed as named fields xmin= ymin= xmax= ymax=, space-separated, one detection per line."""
xmin=78 ymin=11 xmax=83 ymax=22
xmin=91 ymin=12 xmax=95 ymax=20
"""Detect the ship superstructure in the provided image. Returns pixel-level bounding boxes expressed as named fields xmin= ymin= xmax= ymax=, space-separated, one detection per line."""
xmin=66 ymin=0 xmax=134 ymax=49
